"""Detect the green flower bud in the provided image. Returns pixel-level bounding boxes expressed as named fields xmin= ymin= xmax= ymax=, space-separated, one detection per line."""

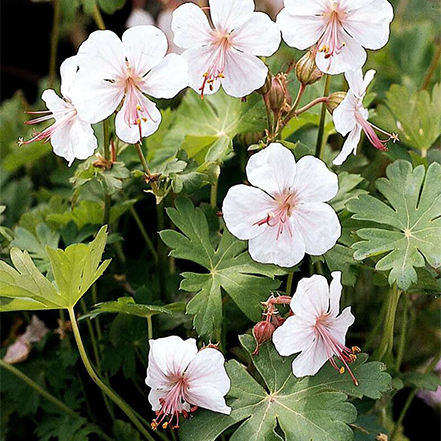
xmin=326 ymin=91 xmax=347 ymax=114
xmin=295 ymin=50 xmax=323 ymax=85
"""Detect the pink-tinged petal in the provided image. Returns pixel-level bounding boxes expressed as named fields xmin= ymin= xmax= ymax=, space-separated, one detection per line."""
xmin=316 ymin=28 xmax=366 ymax=75
xmin=146 ymin=336 xmax=198 ymax=389
xmin=343 ymin=0 xmax=393 ymax=50
xmin=246 ymin=143 xmax=297 ymax=197
xmin=181 ymin=47 xmax=222 ymax=96
xmin=3 ymin=338 xmax=31 ymax=364
xmin=292 ymin=202 xmax=341 ymax=255
xmin=209 ymin=0 xmax=255 ymax=32
xmin=333 ymin=123 xmax=362 ymax=166
xmin=185 ymin=349 xmax=230 ymax=396
xmin=126 ymin=8 xmax=155 ymax=28
xmin=231 ymin=11 xmax=281 ymax=56
xmin=70 ymin=70 xmax=125 ymax=124
xmin=148 ymin=388 xmax=169 ymax=412
xmin=21 ymin=315 xmax=49 ymax=343
xmin=115 ymin=94 xmax=162 ymax=144
xmin=328 ymin=306 xmax=355 ymax=344
xmin=222 ymin=184 xmax=277 ymax=241
xmin=333 ymin=91 xmax=358 ymax=136
xmin=292 ymin=156 xmax=338 ymax=203
xmin=328 ymin=271 xmax=343 ymax=318
xmin=65 ymin=119 xmax=98 ymax=164
xmin=41 ymin=89 xmax=71 ymax=113
xmin=184 ymin=385 xmax=231 ymax=414
xmin=272 ymin=315 xmax=315 ymax=356
xmin=122 ymin=25 xmax=168 ymax=76
xmin=291 ymin=274 xmax=330 ymax=323
xmin=248 ymin=221 xmax=306 ymax=267
xmin=221 ymin=48 xmax=268 ymax=98
xmin=141 ymin=53 xmax=188 ymax=99
xmin=291 ymin=337 xmax=330 ymax=377
xmin=60 ymin=56 xmax=79 ymax=99
xmin=171 ymin=3 xmax=213 ymax=49
xmin=76 ymin=30 xmax=126 ymax=79
xmin=276 ymin=2 xmax=327 ymax=50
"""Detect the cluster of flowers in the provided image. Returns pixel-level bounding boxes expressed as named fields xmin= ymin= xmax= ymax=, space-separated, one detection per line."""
xmin=17 ymin=0 xmax=397 ymax=431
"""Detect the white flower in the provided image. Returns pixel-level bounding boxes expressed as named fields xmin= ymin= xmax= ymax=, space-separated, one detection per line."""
xmin=222 ymin=143 xmax=340 ymax=267
xmin=273 ymin=272 xmax=359 ymax=384
xmin=277 ymin=0 xmax=394 ymax=74
xmin=71 ymin=26 xmax=188 ymax=144
xmin=18 ymin=56 xmax=98 ymax=166
xmin=126 ymin=8 xmax=155 ymax=28
xmin=145 ymin=336 xmax=231 ymax=430
xmin=333 ymin=68 xmax=398 ymax=165
xmin=171 ymin=0 xmax=281 ymax=98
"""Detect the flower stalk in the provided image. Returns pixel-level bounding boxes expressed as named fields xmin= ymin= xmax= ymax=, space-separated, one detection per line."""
xmin=316 ymin=74 xmax=331 ymax=158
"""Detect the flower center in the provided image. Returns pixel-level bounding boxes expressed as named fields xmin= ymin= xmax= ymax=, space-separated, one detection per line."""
xmin=199 ymin=32 xmax=231 ymax=98
xmin=355 ymin=110 xmax=399 ymax=152
xmin=315 ymin=315 xmax=360 ymax=386
xmin=253 ymin=193 xmax=296 ymax=240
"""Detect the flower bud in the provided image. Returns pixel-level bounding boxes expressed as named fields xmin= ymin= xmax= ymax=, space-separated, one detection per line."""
xmin=252 ymin=321 xmax=275 ymax=355
xmin=257 ymin=71 xmax=272 ymax=95
xmin=326 ymin=91 xmax=347 ymax=114
xmin=295 ymin=50 xmax=323 ymax=85
xmin=268 ymin=73 xmax=291 ymax=114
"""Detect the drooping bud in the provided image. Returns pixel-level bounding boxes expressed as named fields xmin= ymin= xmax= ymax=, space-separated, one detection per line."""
xmin=252 ymin=321 xmax=275 ymax=355
xmin=257 ymin=71 xmax=272 ymax=95
xmin=295 ymin=49 xmax=323 ymax=85
xmin=326 ymin=91 xmax=346 ymax=114
xmin=268 ymin=73 xmax=292 ymax=114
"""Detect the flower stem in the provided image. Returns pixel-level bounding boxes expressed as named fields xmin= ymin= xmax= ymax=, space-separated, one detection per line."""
xmin=67 ymin=307 xmax=155 ymax=441
xmin=395 ymin=294 xmax=409 ymax=371
xmin=210 ymin=177 xmax=219 ymax=209
xmin=286 ymin=271 xmax=294 ymax=295
xmin=92 ymin=2 xmax=106 ymax=30
xmin=48 ymin=0 xmax=61 ymax=89
xmin=262 ymin=94 xmax=273 ymax=140
xmin=157 ymin=201 xmax=169 ymax=301
xmin=421 ymin=44 xmax=441 ymax=91
xmin=103 ymin=119 xmax=111 ymax=226
xmin=130 ymin=206 xmax=158 ymax=262
xmin=315 ymin=74 xmax=331 ymax=159
xmin=147 ymin=316 xmax=153 ymax=341
xmin=0 ymin=359 xmax=77 ymax=417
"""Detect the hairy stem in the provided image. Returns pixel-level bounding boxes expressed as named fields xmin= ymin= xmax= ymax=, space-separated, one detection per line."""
xmin=48 ymin=0 xmax=61 ymax=89
xmin=395 ymin=294 xmax=409 ymax=371
xmin=285 ymin=271 xmax=294 ymax=295
xmin=92 ymin=2 xmax=106 ymax=30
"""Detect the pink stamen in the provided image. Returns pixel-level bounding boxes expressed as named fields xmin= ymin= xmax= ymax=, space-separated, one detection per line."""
xmin=355 ymin=112 xmax=398 ymax=152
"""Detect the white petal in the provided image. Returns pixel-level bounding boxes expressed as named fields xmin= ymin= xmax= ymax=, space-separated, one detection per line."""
xmin=60 ymin=56 xmax=79 ymax=99
xmin=76 ymin=30 xmax=126 ymax=79
xmin=292 ymin=202 xmax=340 ymax=255
xmin=115 ymin=94 xmax=162 ymax=144
xmin=291 ymin=274 xmax=330 ymax=323
xmin=2 ymin=338 xmax=30 ymax=365
xmin=248 ymin=221 xmax=306 ymax=267
xmin=171 ymin=3 xmax=213 ymax=49
xmin=316 ymin=28 xmax=367 ymax=75
xmin=343 ymin=0 xmax=393 ymax=50
xmin=126 ymin=8 xmax=154 ymax=28
xmin=148 ymin=387 xmax=169 ymax=412
xmin=276 ymin=3 xmax=326 ymax=50
xmin=209 ymin=0 xmax=255 ymax=32
xmin=344 ymin=68 xmax=375 ymax=98
xmin=333 ymin=91 xmax=358 ymax=136
xmin=42 ymin=89 xmax=71 ymax=113
xmin=122 ymin=26 xmax=168 ymax=76
xmin=70 ymin=70 xmax=125 ymax=124
xmin=141 ymin=53 xmax=188 ymax=99
xmin=146 ymin=336 xmax=198 ymax=389
xmin=181 ymin=47 xmax=222 ymax=96
xmin=222 ymin=184 xmax=277 ymax=241
xmin=333 ymin=124 xmax=362 ymax=166
xmin=221 ymin=48 xmax=268 ymax=98
xmin=231 ymin=12 xmax=281 ymax=56
xmin=184 ymin=348 xmax=231 ymax=414
xmin=292 ymin=337 xmax=329 ymax=377
xmin=246 ymin=143 xmax=297 ymax=197
xmin=272 ymin=315 xmax=315 ymax=356
xmin=328 ymin=306 xmax=355 ymax=344
xmin=328 ymin=271 xmax=343 ymax=318
xmin=292 ymin=156 xmax=338 ymax=203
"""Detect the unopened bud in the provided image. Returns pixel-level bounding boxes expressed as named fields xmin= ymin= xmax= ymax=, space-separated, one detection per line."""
xmin=268 ymin=73 xmax=292 ymax=114
xmin=326 ymin=91 xmax=346 ymax=114
xmin=257 ymin=71 xmax=272 ymax=95
xmin=295 ymin=50 xmax=323 ymax=85
xmin=252 ymin=321 xmax=275 ymax=355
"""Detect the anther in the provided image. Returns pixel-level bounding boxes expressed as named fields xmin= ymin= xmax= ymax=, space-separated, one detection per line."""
xmin=339 ymin=366 xmax=345 ymax=375
xmin=352 ymin=346 xmax=361 ymax=353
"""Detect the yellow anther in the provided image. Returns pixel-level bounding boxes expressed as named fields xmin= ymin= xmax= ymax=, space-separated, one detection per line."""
xmin=349 ymin=354 xmax=357 ymax=362
xmin=203 ymin=72 xmax=209 ymax=78
xmin=341 ymin=41 xmax=346 ymax=47
xmin=162 ymin=422 xmax=169 ymax=429
xmin=142 ymin=117 xmax=148 ymax=122
xmin=339 ymin=366 xmax=345 ymax=375
xmin=136 ymin=118 xmax=141 ymax=125
xmin=136 ymin=104 xmax=142 ymax=111
xmin=352 ymin=346 xmax=361 ymax=353
xmin=151 ymin=421 xmax=158 ymax=431
xmin=218 ymin=73 xmax=225 ymax=78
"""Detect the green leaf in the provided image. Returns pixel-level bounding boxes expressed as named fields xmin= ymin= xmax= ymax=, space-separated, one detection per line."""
xmin=179 ymin=335 xmax=391 ymax=441
xmin=347 ymin=160 xmax=441 ymax=290
xmin=82 ymin=296 xmax=186 ymax=320
xmin=160 ymin=198 xmax=283 ymax=338
xmin=330 ymin=172 xmax=368 ymax=213
xmin=324 ymin=244 xmax=361 ymax=287
xmin=97 ymin=0 xmax=126 ymax=14
xmin=0 ymin=226 xmax=110 ymax=311
xmin=400 ymin=372 xmax=441 ymax=391
xmin=113 ymin=420 xmax=141 ymax=441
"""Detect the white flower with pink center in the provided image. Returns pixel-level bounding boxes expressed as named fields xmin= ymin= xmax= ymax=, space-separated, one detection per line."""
xmin=145 ymin=336 xmax=231 ymax=430
xmin=222 ymin=143 xmax=340 ymax=267
xmin=333 ymin=68 xmax=399 ymax=165
xmin=71 ymin=26 xmax=188 ymax=144
xmin=18 ymin=56 xmax=98 ymax=166
xmin=273 ymin=272 xmax=360 ymax=384
xmin=277 ymin=0 xmax=394 ymax=74
xmin=171 ymin=0 xmax=281 ymax=98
